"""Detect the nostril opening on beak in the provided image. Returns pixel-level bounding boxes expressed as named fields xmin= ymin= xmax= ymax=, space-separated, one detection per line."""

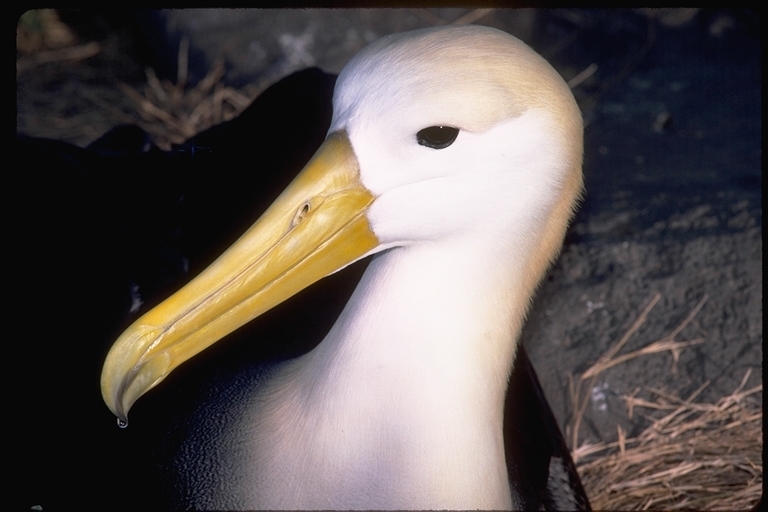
xmin=292 ymin=202 xmax=311 ymax=228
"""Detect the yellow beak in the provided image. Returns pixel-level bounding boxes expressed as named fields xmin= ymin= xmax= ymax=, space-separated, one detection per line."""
xmin=101 ymin=131 xmax=378 ymax=422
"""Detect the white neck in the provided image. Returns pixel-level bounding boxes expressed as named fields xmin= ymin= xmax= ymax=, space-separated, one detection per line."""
xmin=241 ymin=237 xmax=532 ymax=509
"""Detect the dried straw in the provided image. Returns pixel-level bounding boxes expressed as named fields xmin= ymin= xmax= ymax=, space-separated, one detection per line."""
xmin=570 ymin=294 xmax=762 ymax=510
xmin=118 ymin=38 xmax=261 ymax=149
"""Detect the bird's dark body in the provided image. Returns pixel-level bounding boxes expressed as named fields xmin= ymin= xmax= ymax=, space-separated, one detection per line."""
xmin=505 ymin=344 xmax=590 ymax=510
xmin=16 ymin=68 xmax=588 ymax=510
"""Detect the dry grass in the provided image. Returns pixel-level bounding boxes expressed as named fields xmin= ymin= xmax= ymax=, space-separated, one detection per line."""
xmin=16 ymin=10 xmax=100 ymax=75
xmin=570 ymin=294 xmax=762 ymax=510
xmin=117 ymin=37 xmax=261 ymax=150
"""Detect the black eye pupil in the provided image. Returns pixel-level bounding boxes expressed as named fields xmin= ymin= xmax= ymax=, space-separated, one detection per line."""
xmin=417 ymin=126 xmax=459 ymax=149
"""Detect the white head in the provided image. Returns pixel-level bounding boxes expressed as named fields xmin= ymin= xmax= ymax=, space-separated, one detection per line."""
xmin=333 ymin=25 xmax=583 ymax=290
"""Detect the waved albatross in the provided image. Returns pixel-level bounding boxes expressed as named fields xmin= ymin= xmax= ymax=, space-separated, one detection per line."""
xmin=101 ymin=24 xmax=588 ymax=510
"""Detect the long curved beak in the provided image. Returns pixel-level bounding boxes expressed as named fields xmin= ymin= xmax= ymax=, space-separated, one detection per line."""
xmin=101 ymin=131 xmax=378 ymax=423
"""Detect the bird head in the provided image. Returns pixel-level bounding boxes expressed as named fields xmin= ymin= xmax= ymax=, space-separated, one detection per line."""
xmin=101 ymin=25 xmax=583 ymax=422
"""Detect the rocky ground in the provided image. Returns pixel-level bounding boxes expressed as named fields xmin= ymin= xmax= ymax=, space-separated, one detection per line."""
xmin=17 ymin=7 xmax=761 ymax=504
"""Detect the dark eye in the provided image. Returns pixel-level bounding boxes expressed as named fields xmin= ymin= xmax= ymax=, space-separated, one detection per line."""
xmin=416 ymin=126 xmax=459 ymax=149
